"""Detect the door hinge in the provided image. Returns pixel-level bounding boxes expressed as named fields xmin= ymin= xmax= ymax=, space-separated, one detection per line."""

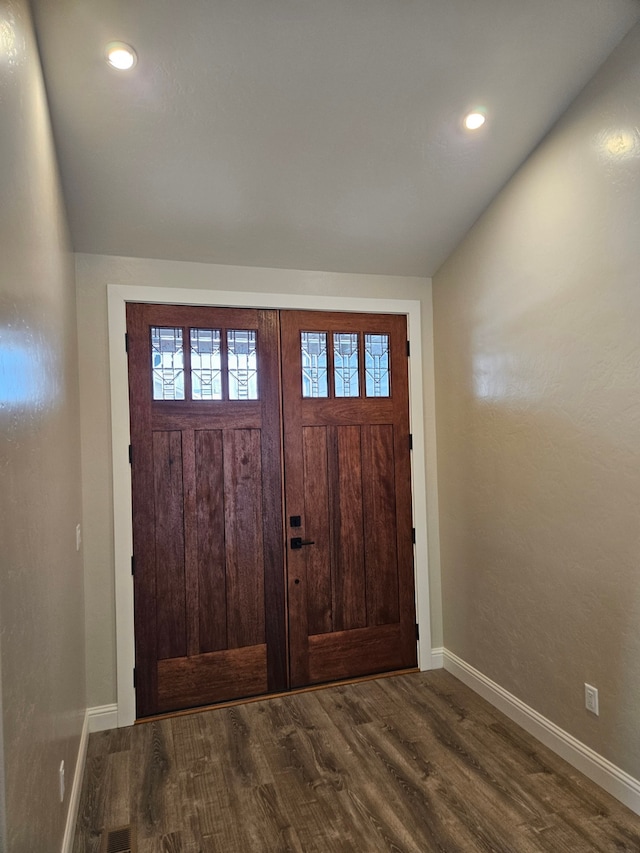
xmin=125 ymin=332 xmax=129 ymax=353
xmin=133 ymin=668 xmax=136 ymax=688
xmin=131 ymin=555 xmax=135 ymax=576
xmin=409 ymin=433 xmax=413 ymax=450
xmin=406 ymin=340 xmax=411 ymax=357
xmin=412 ymin=527 xmax=416 ymax=544
xmin=416 ymin=623 xmax=420 ymax=641
xmin=128 ymin=444 xmax=133 ymax=465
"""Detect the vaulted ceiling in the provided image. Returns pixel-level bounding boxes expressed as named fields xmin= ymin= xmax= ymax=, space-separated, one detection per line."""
xmin=32 ymin=0 xmax=640 ymax=277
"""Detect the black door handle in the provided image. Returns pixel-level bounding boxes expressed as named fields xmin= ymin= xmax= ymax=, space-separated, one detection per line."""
xmin=290 ymin=537 xmax=315 ymax=550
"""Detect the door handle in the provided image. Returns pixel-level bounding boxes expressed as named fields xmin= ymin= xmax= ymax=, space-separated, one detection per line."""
xmin=290 ymin=537 xmax=315 ymax=550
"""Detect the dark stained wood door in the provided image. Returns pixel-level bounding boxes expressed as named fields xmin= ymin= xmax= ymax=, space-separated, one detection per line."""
xmin=280 ymin=310 xmax=417 ymax=687
xmin=128 ymin=304 xmax=416 ymax=718
xmin=127 ymin=303 xmax=286 ymax=717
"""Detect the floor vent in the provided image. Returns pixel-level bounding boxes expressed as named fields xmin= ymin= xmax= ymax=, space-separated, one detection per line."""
xmin=101 ymin=825 xmax=136 ymax=853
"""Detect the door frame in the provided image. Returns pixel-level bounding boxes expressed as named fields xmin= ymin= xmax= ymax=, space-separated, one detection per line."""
xmin=108 ymin=283 xmax=433 ymax=727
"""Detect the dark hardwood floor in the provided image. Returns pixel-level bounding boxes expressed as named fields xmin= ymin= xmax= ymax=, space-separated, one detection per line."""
xmin=73 ymin=670 xmax=640 ymax=852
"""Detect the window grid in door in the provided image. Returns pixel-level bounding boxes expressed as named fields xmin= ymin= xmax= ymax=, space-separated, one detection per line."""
xmin=227 ymin=329 xmax=258 ymax=400
xmin=151 ymin=326 xmax=185 ymax=400
xmin=333 ymin=333 xmax=360 ymax=398
xmin=301 ymin=332 xmax=329 ymax=398
xmin=364 ymin=333 xmax=390 ymax=397
xmin=190 ymin=329 xmax=222 ymax=400
xmin=150 ymin=326 xmax=259 ymax=401
xmin=300 ymin=330 xmax=391 ymax=399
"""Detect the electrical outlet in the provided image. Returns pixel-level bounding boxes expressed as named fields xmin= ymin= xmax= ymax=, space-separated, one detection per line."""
xmin=76 ymin=524 xmax=82 ymax=551
xmin=585 ymin=683 xmax=599 ymax=716
xmin=59 ymin=760 xmax=65 ymax=803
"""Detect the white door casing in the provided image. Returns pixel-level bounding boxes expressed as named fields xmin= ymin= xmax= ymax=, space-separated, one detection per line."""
xmin=107 ymin=283 xmax=433 ymax=727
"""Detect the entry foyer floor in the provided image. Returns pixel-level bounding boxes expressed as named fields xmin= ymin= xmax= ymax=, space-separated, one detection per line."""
xmin=73 ymin=670 xmax=640 ymax=852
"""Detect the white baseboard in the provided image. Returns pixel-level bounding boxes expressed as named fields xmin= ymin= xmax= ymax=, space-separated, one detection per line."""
xmin=61 ymin=704 xmax=119 ymax=851
xmin=61 ymin=709 xmax=89 ymax=853
xmin=430 ymin=646 xmax=444 ymax=669
xmin=443 ymin=649 xmax=640 ymax=817
xmin=88 ymin=703 xmax=119 ymax=733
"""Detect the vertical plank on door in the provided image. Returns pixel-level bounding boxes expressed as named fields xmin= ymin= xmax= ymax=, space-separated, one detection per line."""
xmin=223 ymin=428 xmax=265 ymax=649
xmin=127 ymin=301 xmax=157 ymax=716
xmin=362 ymin=424 xmax=400 ymax=626
xmin=153 ymin=430 xmax=187 ymax=661
xmin=302 ymin=426 xmax=332 ymax=635
xmin=331 ymin=425 xmax=366 ymax=632
xmin=182 ymin=429 xmax=199 ymax=657
xmin=195 ymin=429 xmax=227 ymax=653
xmin=256 ymin=308 xmax=288 ymax=693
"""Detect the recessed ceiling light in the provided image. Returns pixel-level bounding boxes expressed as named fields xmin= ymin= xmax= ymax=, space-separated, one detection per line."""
xmin=464 ymin=111 xmax=486 ymax=131
xmin=105 ymin=41 xmax=137 ymax=71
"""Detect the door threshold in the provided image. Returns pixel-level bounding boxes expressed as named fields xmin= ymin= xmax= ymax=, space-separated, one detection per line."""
xmin=135 ymin=667 xmax=419 ymax=725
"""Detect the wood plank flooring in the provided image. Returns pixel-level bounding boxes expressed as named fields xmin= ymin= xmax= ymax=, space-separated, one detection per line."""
xmin=73 ymin=671 xmax=640 ymax=852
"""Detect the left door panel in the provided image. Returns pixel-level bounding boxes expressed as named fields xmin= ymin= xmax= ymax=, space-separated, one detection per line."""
xmin=126 ymin=303 xmax=287 ymax=717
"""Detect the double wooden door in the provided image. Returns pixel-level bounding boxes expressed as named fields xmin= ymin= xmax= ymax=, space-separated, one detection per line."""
xmin=127 ymin=303 xmax=416 ymax=718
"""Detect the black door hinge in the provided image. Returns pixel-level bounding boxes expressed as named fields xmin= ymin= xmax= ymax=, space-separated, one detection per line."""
xmin=128 ymin=445 xmax=133 ymax=465
xmin=133 ymin=668 xmax=136 ymax=688
xmin=412 ymin=527 xmax=416 ymax=544
xmin=416 ymin=623 xmax=420 ymax=641
xmin=406 ymin=340 xmax=411 ymax=357
xmin=125 ymin=332 xmax=129 ymax=353
xmin=409 ymin=433 xmax=413 ymax=450
xmin=131 ymin=555 xmax=135 ymax=576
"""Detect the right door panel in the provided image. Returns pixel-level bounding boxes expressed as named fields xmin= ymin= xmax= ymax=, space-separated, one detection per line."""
xmin=281 ymin=310 xmax=417 ymax=687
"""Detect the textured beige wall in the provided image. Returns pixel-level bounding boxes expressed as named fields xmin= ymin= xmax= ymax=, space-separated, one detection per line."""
xmin=75 ymin=253 xmax=441 ymax=708
xmin=0 ymin=0 xmax=85 ymax=849
xmin=433 ymin=25 xmax=640 ymax=777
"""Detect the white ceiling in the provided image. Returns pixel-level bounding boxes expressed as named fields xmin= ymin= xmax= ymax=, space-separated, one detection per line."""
xmin=32 ymin=0 xmax=640 ymax=277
